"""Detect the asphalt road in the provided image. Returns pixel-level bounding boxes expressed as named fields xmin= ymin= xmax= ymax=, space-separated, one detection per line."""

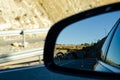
xmin=0 ymin=65 xmax=96 ymax=80
xmin=56 ymin=58 xmax=97 ymax=71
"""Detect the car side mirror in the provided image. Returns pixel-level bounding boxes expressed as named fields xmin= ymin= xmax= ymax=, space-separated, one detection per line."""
xmin=44 ymin=3 xmax=120 ymax=79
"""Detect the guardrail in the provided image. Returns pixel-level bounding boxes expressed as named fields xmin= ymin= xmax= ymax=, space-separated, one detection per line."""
xmin=0 ymin=28 xmax=50 ymax=36
xmin=0 ymin=48 xmax=43 ymax=66
xmin=0 ymin=28 xmax=49 ymax=67
xmin=0 ymin=28 xmax=50 ymax=47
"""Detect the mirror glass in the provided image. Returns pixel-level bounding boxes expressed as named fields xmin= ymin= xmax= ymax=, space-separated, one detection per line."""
xmin=54 ymin=11 xmax=120 ymax=72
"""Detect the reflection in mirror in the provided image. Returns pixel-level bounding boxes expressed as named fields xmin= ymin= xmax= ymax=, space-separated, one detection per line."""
xmin=54 ymin=11 xmax=120 ymax=72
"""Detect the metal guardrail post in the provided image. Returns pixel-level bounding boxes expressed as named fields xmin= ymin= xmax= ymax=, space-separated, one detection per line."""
xmin=21 ymin=30 xmax=26 ymax=48
xmin=39 ymin=56 xmax=41 ymax=64
xmin=23 ymin=30 xmax=26 ymax=48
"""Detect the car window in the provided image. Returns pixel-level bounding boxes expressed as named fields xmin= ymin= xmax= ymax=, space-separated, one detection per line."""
xmin=101 ymin=20 xmax=119 ymax=60
xmin=106 ymin=21 xmax=120 ymax=67
xmin=101 ymin=28 xmax=114 ymax=60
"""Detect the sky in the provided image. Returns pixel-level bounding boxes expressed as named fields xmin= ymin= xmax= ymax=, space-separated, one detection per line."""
xmin=56 ymin=11 xmax=120 ymax=45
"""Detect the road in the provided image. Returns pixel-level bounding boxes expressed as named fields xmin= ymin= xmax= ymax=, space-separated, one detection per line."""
xmin=56 ymin=58 xmax=97 ymax=71
xmin=0 ymin=65 xmax=96 ymax=80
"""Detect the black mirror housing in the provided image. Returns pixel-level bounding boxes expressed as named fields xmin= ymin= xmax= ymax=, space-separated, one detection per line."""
xmin=44 ymin=3 xmax=120 ymax=79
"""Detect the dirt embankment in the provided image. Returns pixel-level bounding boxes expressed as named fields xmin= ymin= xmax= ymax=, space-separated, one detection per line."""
xmin=0 ymin=0 xmax=119 ymax=30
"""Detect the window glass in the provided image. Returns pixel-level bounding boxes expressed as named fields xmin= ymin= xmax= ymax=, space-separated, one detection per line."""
xmin=106 ymin=22 xmax=120 ymax=66
xmin=101 ymin=23 xmax=117 ymax=60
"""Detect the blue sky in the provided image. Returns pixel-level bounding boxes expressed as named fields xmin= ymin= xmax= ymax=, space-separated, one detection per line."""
xmin=56 ymin=11 xmax=120 ymax=45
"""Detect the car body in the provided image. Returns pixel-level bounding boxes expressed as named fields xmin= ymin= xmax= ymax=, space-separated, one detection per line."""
xmin=95 ymin=18 xmax=120 ymax=73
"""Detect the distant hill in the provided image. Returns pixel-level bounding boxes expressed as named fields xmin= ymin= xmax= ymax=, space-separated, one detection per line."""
xmin=56 ymin=36 xmax=107 ymax=59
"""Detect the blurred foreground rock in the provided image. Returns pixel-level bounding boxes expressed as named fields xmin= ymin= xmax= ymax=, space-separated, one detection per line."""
xmin=0 ymin=0 xmax=119 ymax=30
xmin=11 ymin=42 xmax=29 ymax=47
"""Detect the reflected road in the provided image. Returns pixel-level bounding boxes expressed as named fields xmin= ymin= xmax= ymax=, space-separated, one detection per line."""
xmin=55 ymin=58 xmax=97 ymax=71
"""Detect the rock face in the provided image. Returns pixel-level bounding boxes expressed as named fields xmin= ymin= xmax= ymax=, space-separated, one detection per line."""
xmin=0 ymin=0 xmax=119 ymax=30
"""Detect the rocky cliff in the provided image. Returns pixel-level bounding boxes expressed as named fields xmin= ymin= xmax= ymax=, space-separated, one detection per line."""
xmin=0 ymin=0 xmax=119 ymax=30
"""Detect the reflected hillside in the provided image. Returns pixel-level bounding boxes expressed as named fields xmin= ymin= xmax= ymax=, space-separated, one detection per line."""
xmin=55 ymin=37 xmax=106 ymax=59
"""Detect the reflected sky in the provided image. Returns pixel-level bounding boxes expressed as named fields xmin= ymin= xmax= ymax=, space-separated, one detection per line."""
xmin=56 ymin=11 xmax=120 ymax=45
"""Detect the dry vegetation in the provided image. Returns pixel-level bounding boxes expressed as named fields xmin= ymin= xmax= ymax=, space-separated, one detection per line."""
xmin=56 ymin=44 xmax=89 ymax=51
